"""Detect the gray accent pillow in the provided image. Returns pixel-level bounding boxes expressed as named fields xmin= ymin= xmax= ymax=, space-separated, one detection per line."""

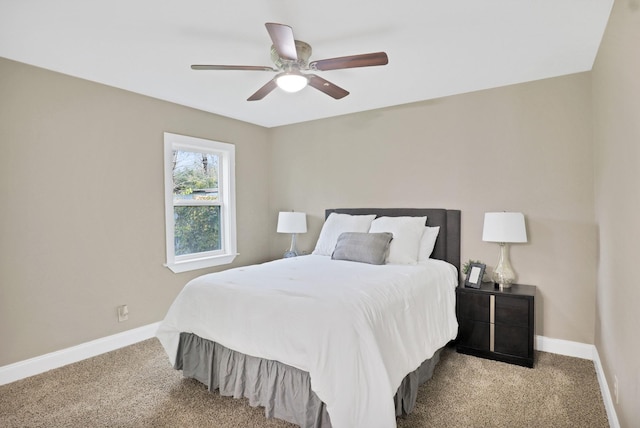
xmin=331 ymin=232 xmax=393 ymax=265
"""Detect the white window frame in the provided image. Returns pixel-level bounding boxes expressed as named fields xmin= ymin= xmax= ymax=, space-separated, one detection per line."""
xmin=163 ymin=132 xmax=237 ymax=273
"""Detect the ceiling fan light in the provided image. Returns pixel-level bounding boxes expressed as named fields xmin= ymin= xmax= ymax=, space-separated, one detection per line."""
xmin=276 ymin=73 xmax=308 ymax=93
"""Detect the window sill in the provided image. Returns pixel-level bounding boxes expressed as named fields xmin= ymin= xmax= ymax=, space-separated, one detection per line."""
xmin=165 ymin=253 xmax=238 ymax=273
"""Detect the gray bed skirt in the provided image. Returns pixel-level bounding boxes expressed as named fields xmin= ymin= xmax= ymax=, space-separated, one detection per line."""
xmin=175 ymin=332 xmax=442 ymax=428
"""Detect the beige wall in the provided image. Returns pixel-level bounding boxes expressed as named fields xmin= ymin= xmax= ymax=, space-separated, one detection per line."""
xmin=0 ymin=57 xmax=272 ymax=366
xmin=592 ymin=1 xmax=640 ymax=426
xmin=269 ymin=73 xmax=596 ymax=345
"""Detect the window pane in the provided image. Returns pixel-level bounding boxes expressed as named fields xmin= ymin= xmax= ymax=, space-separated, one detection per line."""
xmin=174 ymin=206 xmax=221 ymax=256
xmin=172 ymin=150 xmax=219 ymax=202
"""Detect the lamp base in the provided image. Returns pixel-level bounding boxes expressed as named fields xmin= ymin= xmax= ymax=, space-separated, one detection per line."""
xmin=283 ymin=233 xmax=299 ymax=258
xmin=493 ymin=243 xmax=516 ymax=290
xmin=495 ymin=282 xmax=512 ymax=290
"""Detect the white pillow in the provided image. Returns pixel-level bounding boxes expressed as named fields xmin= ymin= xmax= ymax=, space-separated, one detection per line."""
xmin=369 ymin=216 xmax=427 ymax=264
xmin=312 ymin=213 xmax=377 ymax=256
xmin=418 ymin=226 xmax=440 ymax=262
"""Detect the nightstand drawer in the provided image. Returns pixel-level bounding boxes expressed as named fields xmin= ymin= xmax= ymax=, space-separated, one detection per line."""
xmin=495 ymin=324 xmax=529 ymax=358
xmin=495 ymin=296 xmax=530 ymax=328
xmin=458 ymin=319 xmax=490 ymax=350
xmin=457 ymin=292 xmax=489 ymax=322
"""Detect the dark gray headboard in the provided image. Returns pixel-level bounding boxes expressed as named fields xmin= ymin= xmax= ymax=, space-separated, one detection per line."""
xmin=325 ymin=208 xmax=461 ymax=273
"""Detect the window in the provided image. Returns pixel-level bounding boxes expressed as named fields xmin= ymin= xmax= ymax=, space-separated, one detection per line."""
xmin=164 ymin=132 xmax=237 ymax=273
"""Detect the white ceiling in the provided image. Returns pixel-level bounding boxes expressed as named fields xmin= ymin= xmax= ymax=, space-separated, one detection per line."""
xmin=0 ymin=0 xmax=613 ymax=128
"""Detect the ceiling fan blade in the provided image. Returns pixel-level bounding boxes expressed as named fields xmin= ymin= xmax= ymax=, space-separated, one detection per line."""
xmin=309 ymin=52 xmax=388 ymax=71
xmin=191 ymin=65 xmax=277 ymax=71
xmin=247 ymin=79 xmax=278 ymax=101
xmin=307 ymin=74 xmax=349 ymax=99
xmin=265 ymin=23 xmax=297 ymax=61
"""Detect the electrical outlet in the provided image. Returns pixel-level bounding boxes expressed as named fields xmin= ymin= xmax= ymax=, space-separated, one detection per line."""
xmin=613 ymin=375 xmax=619 ymax=404
xmin=117 ymin=305 xmax=129 ymax=322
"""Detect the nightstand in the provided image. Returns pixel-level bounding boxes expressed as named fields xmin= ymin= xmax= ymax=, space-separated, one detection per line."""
xmin=456 ymin=283 xmax=535 ymax=368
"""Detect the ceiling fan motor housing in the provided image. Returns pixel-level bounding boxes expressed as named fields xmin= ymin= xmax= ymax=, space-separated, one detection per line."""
xmin=271 ymin=40 xmax=312 ymax=70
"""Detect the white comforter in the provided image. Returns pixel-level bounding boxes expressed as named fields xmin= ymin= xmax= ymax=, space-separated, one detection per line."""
xmin=156 ymin=255 xmax=458 ymax=428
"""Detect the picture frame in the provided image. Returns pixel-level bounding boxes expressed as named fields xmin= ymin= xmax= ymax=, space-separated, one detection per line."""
xmin=464 ymin=262 xmax=486 ymax=289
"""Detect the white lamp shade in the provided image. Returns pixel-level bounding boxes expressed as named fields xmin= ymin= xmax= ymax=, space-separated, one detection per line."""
xmin=482 ymin=212 xmax=527 ymax=243
xmin=277 ymin=212 xmax=307 ymax=234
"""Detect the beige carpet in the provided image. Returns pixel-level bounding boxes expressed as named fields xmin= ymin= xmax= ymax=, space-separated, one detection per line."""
xmin=0 ymin=339 xmax=609 ymax=427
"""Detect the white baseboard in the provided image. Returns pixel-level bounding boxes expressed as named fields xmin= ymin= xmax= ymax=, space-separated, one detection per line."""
xmin=536 ymin=335 xmax=620 ymax=428
xmin=0 ymin=322 xmax=160 ymax=386
xmin=535 ymin=335 xmax=595 ymax=360
xmin=591 ymin=346 xmax=621 ymax=428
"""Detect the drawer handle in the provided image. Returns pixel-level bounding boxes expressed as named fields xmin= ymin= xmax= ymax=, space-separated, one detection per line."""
xmin=490 ymin=295 xmax=495 ymax=352
xmin=490 ymin=295 xmax=495 ymax=323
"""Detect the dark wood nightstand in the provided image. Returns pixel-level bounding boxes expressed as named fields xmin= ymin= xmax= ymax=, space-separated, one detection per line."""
xmin=456 ymin=283 xmax=536 ymax=368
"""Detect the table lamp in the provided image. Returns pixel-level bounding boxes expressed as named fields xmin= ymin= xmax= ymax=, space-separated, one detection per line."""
xmin=482 ymin=212 xmax=527 ymax=289
xmin=277 ymin=211 xmax=307 ymax=258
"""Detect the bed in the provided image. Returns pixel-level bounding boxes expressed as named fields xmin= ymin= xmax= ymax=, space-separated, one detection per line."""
xmin=157 ymin=208 xmax=461 ymax=428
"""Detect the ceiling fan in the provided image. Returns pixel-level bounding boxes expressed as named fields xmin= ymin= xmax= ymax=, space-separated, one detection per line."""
xmin=191 ymin=22 xmax=389 ymax=101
